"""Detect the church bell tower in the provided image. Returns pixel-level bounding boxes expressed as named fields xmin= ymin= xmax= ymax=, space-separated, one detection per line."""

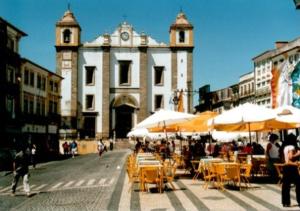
xmin=169 ymin=11 xmax=194 ymax=112
xmin=55 ymin=9 xmax=81 ymax=130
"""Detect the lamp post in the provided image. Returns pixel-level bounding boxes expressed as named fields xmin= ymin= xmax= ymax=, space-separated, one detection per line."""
xmin=294 ymin=0 xmax=300 ymax=9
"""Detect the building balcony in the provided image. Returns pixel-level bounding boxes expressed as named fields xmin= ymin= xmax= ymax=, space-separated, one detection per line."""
xmin=255 ymin=87 xmax=270 ymax=96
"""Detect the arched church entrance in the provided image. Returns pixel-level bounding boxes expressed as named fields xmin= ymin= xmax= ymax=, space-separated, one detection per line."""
xmin=112 ymin=95 xmax=138 ymax=138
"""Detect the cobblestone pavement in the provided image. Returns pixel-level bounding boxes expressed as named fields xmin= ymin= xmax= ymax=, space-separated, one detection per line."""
xmin=1 ymin=149 xmax=300 ymax=210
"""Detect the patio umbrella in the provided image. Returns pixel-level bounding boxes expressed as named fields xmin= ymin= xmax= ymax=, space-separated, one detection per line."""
xmin=127 ymin=128 xmax=149 ymax=138
xmin=209 ymin=103 xmax=276 ymax=143
xmin=134 ymin=109 xmax=196 ymax=140
xmin=149 ymin=111 xmax=218 ymax=133
xmin=211 ymin=105 xmax=300 ymax=132
xmin=134 ymin=109 xmax=196 ymax=130
xmin=274 ymin=105 xmax=300 ymax=124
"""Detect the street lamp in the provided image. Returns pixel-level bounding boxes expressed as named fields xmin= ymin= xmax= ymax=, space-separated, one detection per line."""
xmin=294 ymin=0 xmax=300 ymax=9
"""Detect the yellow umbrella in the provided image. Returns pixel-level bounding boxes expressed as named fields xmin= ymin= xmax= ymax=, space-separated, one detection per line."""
xmin=149 ymin=111 xmax=218 ymax=133
xmin=212 ymin=120 xmax=299 ymax=132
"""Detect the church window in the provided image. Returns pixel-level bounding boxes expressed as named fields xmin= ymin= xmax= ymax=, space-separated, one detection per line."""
xmin=85 ymin=66 xmax=95 ymax=85
xmin=179 ymin=31 xmax=185 ymax=43
xmin=63 ymin=29 xmax=71 ymax=43
xmin=154 ymin=95 xmax=163 ymax=110
xmin=86 ymin=95 xmax=94 ymax=110
xmin=119 ymin=61 xmax=131 ymax=85
xmin=154 ymin=66 xmax=164 ymax=86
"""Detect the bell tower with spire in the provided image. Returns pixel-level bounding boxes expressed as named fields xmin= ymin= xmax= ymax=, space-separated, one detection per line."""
xmin=55 ymin=7 xmax=81 ymax=130
xmin=169 ymin=11 xmax=194 ymax=112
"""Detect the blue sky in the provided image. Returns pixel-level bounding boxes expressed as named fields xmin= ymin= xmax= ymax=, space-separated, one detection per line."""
xmin=1 ymin=0 xmax=300 ymax=92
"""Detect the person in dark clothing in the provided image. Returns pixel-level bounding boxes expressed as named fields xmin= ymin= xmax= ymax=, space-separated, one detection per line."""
xmin=281 ymin=134 xmax=300 ymax=207
xmin=11 ymin=148 xmax=31 ymax=197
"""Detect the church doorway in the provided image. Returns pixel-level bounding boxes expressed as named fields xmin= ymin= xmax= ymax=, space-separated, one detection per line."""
xmin=115 ymin=105 xmax=134 ymax=138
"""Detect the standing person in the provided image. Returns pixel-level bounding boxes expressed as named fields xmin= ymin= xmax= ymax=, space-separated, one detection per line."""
xmin=62 ymin=141 xmax=69 ymax=156
xmin=109 ymin=137 xmax=114 ymax=151
xmin=31 ymin=144 xmax=37 ymax=169
xmin=281 ymin=134 xmax=300 ymax=207
xmin=11 ymin=147 xmax=31 ymax=197
xmin=97 ymin=139 xmax=104 ymax=157
xmin=70 ymin=140 xmax=77 ymax=158
xmin=265 ymin=134 xmax=280 ymax=178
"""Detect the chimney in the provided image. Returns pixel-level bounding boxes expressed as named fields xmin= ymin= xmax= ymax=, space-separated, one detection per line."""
xmin=275 ymin=41 xmax=288 ymax=49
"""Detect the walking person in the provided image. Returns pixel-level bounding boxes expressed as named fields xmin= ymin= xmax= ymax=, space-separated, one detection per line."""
xmin=70 ymin=140 xmax=78 ymax=158
xmin=98 ymin=139 xmax=104 ymax=157
xmin=11 ymin=147 xmax=31 ymax=197
xmin=281 ymin=133 xmax=300 ymax=207
xmin=31 ymin=144 xmax=37 ymax=169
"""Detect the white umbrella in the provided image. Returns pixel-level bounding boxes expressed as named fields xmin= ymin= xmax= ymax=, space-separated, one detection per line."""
xmin=210 ymin=103 xmax=276 ymax=143
xmin=274 ymin=105 xmax=300 ymax=124
xmin=134 ymin=109 xmax=196 ymax=130
xmin=212 ymin=131 xmax=254 ymax=143
xmin=127 ymin=128 xmax=149 ymax=138
xmin=212 ymin=103 xmax=276 ymax=125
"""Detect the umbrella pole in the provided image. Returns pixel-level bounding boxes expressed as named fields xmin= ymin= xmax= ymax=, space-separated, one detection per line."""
xmin=163 ymin=121 xmax=168 ymax=141
xmin=209 ymin=131 xmax=212 ymax=156
xmin=248 ymin=122 xmax=252 ymax=144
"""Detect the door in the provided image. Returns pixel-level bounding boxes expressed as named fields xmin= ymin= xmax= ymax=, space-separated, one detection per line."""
xmin=115 ymin=105 xmax=134 ymax=138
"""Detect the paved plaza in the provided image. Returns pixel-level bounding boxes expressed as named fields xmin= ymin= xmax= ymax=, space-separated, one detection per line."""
xmin=0 ymin=149 xmax=299 ymax=210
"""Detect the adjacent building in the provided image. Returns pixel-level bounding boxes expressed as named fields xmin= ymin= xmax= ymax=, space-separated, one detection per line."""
xmin=0 ymin=17 xmax=27 ymax=149
xmin=20 ymin=59 xmax=62 ymax=156
xmin=252 ymin=39 xmax=300 ymax=108
xmin=238 ymin=71 xmax=255 ymax=105
xmin=55 ymin=9 xmax=194 ymax=139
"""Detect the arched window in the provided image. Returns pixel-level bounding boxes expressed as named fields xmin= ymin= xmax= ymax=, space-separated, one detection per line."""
xmin=63 ymin=29 xmax=71 ymax=43
xmin=179 ymin=31 xmax=185 ymax=43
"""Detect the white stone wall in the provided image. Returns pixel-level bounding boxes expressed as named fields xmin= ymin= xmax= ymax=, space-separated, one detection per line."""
xmin=78 ymin=48 xmax=103 ymax=133
xmin=147 ymin=48 xmax=173 ymax=111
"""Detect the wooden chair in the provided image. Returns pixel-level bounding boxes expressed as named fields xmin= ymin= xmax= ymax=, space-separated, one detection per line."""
xmin=192 ymin=160 xmax=201 ymax=181
xmin=163 ymin=163 xmax=177 ymax=190
xmin=201 ymin=162 xmax=217 ymax=189
xmin=142 ymin=167 xmax=163 ymax=193
xmin=127 ymin=155 xmax=139 ymax=192
xmin=274 ymin=163 xmax=284 ymax=186
xmin=213 ymin=163 xmax=232 ymax=190
xmin=225 ymin=164 xmax=241 ymax=190
xmin=240 ymin=163 xmax=252 ymax=188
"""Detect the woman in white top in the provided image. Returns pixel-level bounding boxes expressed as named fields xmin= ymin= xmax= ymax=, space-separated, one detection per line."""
xmin=265 ymin=134 xmax=280 ymax=177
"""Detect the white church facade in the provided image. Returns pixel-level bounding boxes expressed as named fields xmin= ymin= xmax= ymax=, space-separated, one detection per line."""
xmin=55 ymin=9 xmax=194 ymax=139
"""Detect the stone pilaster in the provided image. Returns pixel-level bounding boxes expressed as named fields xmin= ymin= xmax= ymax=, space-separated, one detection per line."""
xmin=187 ymin=49 xmax=193 ymax=113
xmin=138 ymin=47 xmax=148 ymax=123
xmin=102 ymin=46 xmax=110 ymax=138
xmin=171 ymin=49 xmax=178 ymax=91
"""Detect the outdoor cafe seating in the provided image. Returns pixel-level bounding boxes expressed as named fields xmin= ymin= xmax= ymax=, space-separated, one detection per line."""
xmin=126 ymin=152 xmax=178 ymax=193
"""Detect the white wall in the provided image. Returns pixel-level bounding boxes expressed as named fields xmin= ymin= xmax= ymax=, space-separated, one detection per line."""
xmin=78 ymin=48 xmax=103 ymax=133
